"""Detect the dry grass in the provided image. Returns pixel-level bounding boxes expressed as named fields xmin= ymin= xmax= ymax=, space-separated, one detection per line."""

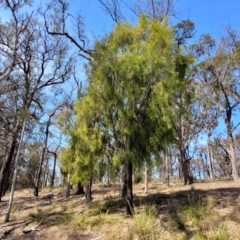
xmin=0 ymin=179 xmax=240 ymax=239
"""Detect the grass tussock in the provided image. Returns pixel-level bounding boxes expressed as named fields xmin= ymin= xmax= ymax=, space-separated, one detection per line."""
xmin=129 ymin=205 xmax=162 ymax=240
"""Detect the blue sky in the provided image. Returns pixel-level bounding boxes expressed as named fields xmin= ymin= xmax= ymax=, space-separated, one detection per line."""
xmin=72 ymin=0 xmax=240 ymax=40
xmin=1 ymin=0 xmax=239 ymax=136
xmin=174 ymin=0 xmax=240 ymax=37
xmin=1 ymin=0 xmax=239 ymax=43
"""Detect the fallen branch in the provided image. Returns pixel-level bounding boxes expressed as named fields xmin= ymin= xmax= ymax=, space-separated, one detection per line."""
xmin=90 ymin=235 xmax=105 ymax=240
xmin=23 ymin=217 xmax=45 ymax=234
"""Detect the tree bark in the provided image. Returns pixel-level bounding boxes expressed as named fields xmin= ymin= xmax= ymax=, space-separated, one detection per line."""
xmin=50 ymin=152 xmax=57 ymax=187
xmin=4 ymin=120 xmax=26 ymax=222
xmin=0 ymin=137 xmax=17 ymax=201
xmin=179 ymin=145 xmax=192 ymax=185
xmin=65 ymin=171 xmax=70 ymax=197
xmin=144 ymin=163 xmax=148 ymax=194
xmin=223 ymin=108 xmax=240 ymax=182
xmin=75 ymin=182 xmax=84 ymax=195
xmin=207 ymin=132 xmax=214 ymax=179
xmin=164 ymin=151 xmax=170 ymax=186
xmin=85 ymin=176 xmax=92 ymax=202
xmin=228 ymin=135 xmax=240 ymax=183
xmin=119 ymin=167 xmax=126 ymax=198
xmin=126 ymin=161 xmax=133 ymax=215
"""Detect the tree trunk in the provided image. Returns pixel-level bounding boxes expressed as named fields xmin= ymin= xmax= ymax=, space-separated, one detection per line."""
xmin=207 ymin=133 xmax=214 ymax=179
xmin=34 ymin=120 xmax=51 ymax=196
xmin=49 ymin=145 xmax=60 ymax=187
xmin=224 ymin=114 xmax=240 ymax=182
xmin=85 ymin=176 xmax=92 ymax=202
xmin=165 ymin=151 xmax=170 ymax=186
xmin=119 ymin=167 xmax=126 ymax=198
xmin=0 ymin=137 xmax=17 ymax=201
xmin=178 ymin=156 xmax=182 ymax=179
xmin=65 ymin=171 xmax=70 ymax=197
xmin=65 ymin=182 xmax=70 ymax=197
xmin=182 ymin=160 xmax=191 ymax=185
xmin=228 ymin=135 xmax=240 ymax=183
xmin=4 ymin=120 xmax=26 ymax=222
xmin=126 ymin=161 xmax=133 ymax=215
xmin=75 ymin=182 xmax=84 ymax=195
xmin=144 ymin=163 xmax=148 ymax=194
xmin=42 ymin=157 xmax=49 ymax=187
xmin=179 ymin=145 xmax=191 ymax=185
xmin=2 ymin=155 xmax=16 ymax=197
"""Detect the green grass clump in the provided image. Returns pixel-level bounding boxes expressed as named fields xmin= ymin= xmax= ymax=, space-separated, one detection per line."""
xmin=130 ymin=205 xmax=160 ymax=240
xmin=57 ymin=214 xmax=73 ymax=224
xmin=180 ymin=194 xmax=211 ymax=227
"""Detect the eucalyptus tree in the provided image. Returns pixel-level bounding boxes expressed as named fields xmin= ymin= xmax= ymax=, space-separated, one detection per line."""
xmin=193 ymin=31 xmax=240 ymax=183
xmin=0 ymin=0 xmax=34 ymax=82
xmin=0 ymin=13 xmax=73 ymax=200
xmin=70 ymin=16 xmax=181 ymax=214
xmin=168 ymin=20 xmax=198 ymax=185
xmin=33 ymin=104 xmax=65 ymax=196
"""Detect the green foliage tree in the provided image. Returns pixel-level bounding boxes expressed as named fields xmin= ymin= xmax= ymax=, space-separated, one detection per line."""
xmin=68 ymin=16 xmax=189 ymax=214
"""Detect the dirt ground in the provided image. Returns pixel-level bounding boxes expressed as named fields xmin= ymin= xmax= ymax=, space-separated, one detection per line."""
xmin=1 ymin=179 xmax=240 ymax=240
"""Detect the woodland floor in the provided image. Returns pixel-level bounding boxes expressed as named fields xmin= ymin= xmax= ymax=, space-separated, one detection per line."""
xmin=1 ymin=179 xmax=240 ymax=240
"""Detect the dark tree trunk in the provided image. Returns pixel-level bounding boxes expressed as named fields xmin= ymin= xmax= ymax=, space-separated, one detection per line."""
xmin=85 ymin=176 xmax=92 ymax=202
xmin=75 ymin=182 xmax=84 ymax=195
xmin=126 ymin=161 xmax=133 ymax=215
xmin=2 ymin=157 xmax=16 ymax=196
xmin=179 ymin=145 xmax=192 ymax=185
xmin=182 ymin=160 xmax=192 ymax=185
xmin=65 ymin=182 xmax=70 ymax=197
xmin=0 ymin=137 xmax=16 ymax=201
xmin=50 ymin=149 xmax=59 ymax=187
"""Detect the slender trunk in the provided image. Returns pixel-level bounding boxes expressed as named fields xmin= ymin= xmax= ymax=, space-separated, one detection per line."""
xmin=178 ymin=156 xmax=182 ymax=179
xmin=201 ymin=155 xmax=209 ymax=179
xmin=85 ymin=176 xmax=92 ymax=202
xmin=165 ymin=151 xmax=170 ymax=186
xmin=126 ymin=161 xmax=133 ymax=215
xmin=144 ymin=163 xmax=148 ymax=194
xmin=228 ymin=135 xmax=240 ymax=182
xmin=42 ymin=157 xmax=49 ymax=187
xmin=65 ymin=171 xmax=70 ymax=197
xmin=225 ymin=116 xmax=240 ymax=183
xmin=207 ymin=133 xmax=214 ymax=179
xmin=198 ymin=161 xmax=201 ymax=180
xmin=119 ymin=167 xmax=126 ymax=198
xmin=4 ymin=120 xmax=26 ymax=222
xmin=34 ymin=121 xmax=50 ymax=196
xmin=50 ymin=152 xmax=57 ymax=187
xmin=65 ymin=182 xmax=70 ymax=197
xmin=107 ymin=156 xmax=110 ymax=186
